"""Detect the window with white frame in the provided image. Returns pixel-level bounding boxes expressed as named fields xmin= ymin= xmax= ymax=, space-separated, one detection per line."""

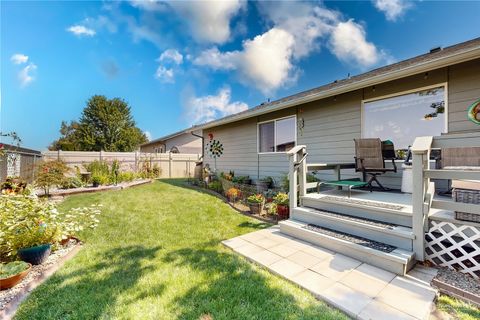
xmin=258 ymin=116 xmax=296 ymax=153
xmin=363 ymin=86 xmax=446 ymax=150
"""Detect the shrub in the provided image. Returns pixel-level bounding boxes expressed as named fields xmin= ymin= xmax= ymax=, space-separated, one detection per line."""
xmin=247 ymin=194 xmax=265 ymax=204
xmin=86 ymin=160 xmax=110 ymax=177
xmin=232 ymin=176 xmax=250 ymax=184
xmin=139 ymin=160 xmax=161 ymax=179
xmin=207 ymin=181 xmax=222 ymax=193
xmin=60 ymin=176 xmax=83 ymax=189
xmin=117 ymin=171 xmax=136 ymax=182
xmin=0 ymin=194 xmax=101 ymax=260
xmin=91 ymin=174 xmax=108 ymax=186
xmin=273 ymin=192 xmax=289 ymax=206
xmin=35 ymin=160 xmax=69 ymax=196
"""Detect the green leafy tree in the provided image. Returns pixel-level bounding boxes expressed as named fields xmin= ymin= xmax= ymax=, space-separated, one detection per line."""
xmin=49 ymin=95 xmax=147 ymax=151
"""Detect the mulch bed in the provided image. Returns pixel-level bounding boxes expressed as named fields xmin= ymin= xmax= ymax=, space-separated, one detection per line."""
xmin=432 ymin=267 xmax=480 ymax=307
xmin=182 ymin=182 xmax=278 ymax=224
xmin=0 ymin=239 xmax=82 ymax=320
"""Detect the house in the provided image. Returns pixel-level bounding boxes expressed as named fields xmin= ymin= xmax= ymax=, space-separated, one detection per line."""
xmin=192 ymin=38 xmax=480 ymax=276
xmin=140 ymin=129 xmax=202 ymax=154
xmin=196 ymin=37 xmax=480 ymax=189
xmin=0 ymin=143 xmax=42 ymax=182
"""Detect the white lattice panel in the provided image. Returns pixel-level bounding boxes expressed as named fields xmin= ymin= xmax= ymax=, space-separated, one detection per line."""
xmin=425 ymin=220 xmax=480 ymax=278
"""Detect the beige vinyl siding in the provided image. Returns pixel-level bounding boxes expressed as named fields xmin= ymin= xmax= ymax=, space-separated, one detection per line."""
xmin=203 ymin=59 xmax=479 ymax=189
xmin=448 ymin=59 xmax=480 ymax=133
xmin=203 ymin=119 xmax=258 ymax=177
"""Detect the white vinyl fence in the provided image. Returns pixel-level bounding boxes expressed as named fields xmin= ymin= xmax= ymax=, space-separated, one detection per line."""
xmin=42 ymin=151 xmax=202 ymax=179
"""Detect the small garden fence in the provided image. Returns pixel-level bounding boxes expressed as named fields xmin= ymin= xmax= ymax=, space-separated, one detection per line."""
xmin=42 ymin=151 xmax=201 ymax=179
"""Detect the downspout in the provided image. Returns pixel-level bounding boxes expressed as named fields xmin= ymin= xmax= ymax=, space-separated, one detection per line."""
xmin=191 ymin=132 xmax=204 ymax=160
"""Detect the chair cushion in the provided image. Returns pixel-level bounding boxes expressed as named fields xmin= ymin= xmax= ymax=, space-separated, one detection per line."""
xmin=452 ymin=180 xmax=480 ymax=191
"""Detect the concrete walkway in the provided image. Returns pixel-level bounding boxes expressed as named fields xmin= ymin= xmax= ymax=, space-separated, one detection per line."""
xmin=223 ymin=226 xmax=438 ymax=320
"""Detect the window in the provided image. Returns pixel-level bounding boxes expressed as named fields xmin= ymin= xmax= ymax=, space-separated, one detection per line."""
xmin=258 ymin=116 xmax=296 ymax=153
xmin=363 ymin=86 xmax=446 ymax=150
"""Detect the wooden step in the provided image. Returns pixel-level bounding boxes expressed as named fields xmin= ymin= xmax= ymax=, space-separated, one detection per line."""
xmin=292 ymin=207 xmax=414 ymax=250
xmin=279 ymin=219 xmax=416 ymax=275
xmin=301 ymin=194 xmax=413 ymax=227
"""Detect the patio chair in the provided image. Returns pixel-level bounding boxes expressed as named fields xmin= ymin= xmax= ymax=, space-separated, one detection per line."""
xmin=438 ymin=147 xmax=480 ymax=195
xmin=354 ymin=138 xmax=397 ymax=191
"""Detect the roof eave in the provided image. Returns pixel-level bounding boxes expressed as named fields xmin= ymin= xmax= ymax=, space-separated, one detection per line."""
xmin=199 ymin=46 xmax=480 ymax=130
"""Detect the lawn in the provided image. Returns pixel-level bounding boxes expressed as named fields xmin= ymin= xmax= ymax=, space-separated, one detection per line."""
xmin=14 ymin=180 xmax=347 ymax=320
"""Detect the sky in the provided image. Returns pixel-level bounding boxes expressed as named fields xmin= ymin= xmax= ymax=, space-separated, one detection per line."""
xmin=1 ymin=0 xmax=479 ymax=150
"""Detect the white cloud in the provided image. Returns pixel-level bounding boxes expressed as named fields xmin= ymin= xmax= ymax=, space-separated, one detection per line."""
xmin=168 ymin=0 xmax=245 ymax=44
xmin=10 ymin=54 xmax=29 ymax=65
xmin=185 ymin=87 xmax=248 ymax=124
xmin=194 ymin=28 xmax=296 ymax=95
xmin=67 ymin=25 xmax=96 ymax=37
xmin=130 ymin=0 xmax=168 ymax=12
xmin=193 ymin=48 xmax=238 ymax=70
xmin=194 ymin=2 xmax=385 ymax=94
xmin=158 ymin=49 xmax=183 ymax=65
xmin=155 ymin=66 xmax=174 ymax=83
xmin=257 ymin=2 xmax=339 ymax=59
xmin=18 ymin=63 xmax=37 ymax=87
xmin=372 ymin=0 xmax=412 ymax=21
xmin=329 ymin=20 xmax=380 ymax=68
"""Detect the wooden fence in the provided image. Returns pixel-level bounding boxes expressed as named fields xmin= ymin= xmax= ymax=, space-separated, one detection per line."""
xmin=42 ymin=151 xmax=202 ymax=179
xmin=0 ymin=150 xmax=42 ymax=182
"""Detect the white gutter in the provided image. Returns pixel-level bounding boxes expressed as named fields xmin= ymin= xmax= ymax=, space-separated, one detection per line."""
xmin=198 ymin=45 xmax=480 ymax=130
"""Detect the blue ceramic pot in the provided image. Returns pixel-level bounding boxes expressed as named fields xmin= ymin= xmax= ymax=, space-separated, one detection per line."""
xmin=18 ymin=244 xmax=51 ymax=265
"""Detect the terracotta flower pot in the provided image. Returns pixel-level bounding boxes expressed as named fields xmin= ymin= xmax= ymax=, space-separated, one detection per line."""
xmin=248 ymin=202 xmax=264 ymax=215
xmin=277 ymin=204 xmax=289 ymax=220
xmin=0 ymin=264 xmax=31 ymax=290
xmin=18 ymin=244 xmax=51 ymax=265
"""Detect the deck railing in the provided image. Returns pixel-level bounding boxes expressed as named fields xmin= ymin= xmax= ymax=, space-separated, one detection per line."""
xmin=287 ymin=145 xmax=308 ymax=209
xmin=411 ymin=131 xmax=480 ymax=261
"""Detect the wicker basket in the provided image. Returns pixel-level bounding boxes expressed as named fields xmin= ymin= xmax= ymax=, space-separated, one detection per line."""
xmin=452 ymin=188 xmax=480 ymax=222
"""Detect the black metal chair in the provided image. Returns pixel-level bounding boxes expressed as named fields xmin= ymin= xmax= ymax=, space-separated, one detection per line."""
xmin=354 ymin=138 xmax=397 ymax=191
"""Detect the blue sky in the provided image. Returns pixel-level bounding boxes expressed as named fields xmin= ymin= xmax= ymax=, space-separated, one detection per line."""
xmin=1 ymin=0 xmax=479 ymax=150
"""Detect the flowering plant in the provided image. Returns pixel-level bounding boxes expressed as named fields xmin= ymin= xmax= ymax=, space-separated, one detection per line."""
xmin=273 ymin=192 xmax=289 ymax=206
xmin=247 ymin=194 xmax=265 ymax=204
xmin=226 ymin=187 xmax=240 ymax=200
xmin=0 ymin=194 xmax=101 ymax=259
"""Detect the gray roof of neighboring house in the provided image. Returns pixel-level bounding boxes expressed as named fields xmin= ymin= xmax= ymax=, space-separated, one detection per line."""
xmin=141 ymin=128 xmax=202 ymax=147
xmin=195 ymin=37 xmax=480 ymax=130
xmin=1 ymin=143 xmax=42 ymax=155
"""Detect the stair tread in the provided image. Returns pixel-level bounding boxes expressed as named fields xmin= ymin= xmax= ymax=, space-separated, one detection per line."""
xmin=302 ymin=194 xmax=412 ymax=216
xmin=297 ymin=206 xmax=396 ymax=228
xmin=281 ymin=219 xmax=414 ymax=263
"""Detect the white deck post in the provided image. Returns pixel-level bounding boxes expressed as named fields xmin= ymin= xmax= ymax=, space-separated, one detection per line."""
xmin=411 ymin=136 xmax=433 ymax=261
xmin=298 ymin=147 xmax=307 ymax=201
xmin=289 ymin=152 xmax=298 ymax=209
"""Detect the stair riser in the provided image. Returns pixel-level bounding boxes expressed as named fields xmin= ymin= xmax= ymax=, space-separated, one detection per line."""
xmin=280 ymin=222 xmax=410 ymax=275
xmin=302 ymin=198 xmax=412 ymax=227
xmin=292 ymin=209 xmax=413 ymax=251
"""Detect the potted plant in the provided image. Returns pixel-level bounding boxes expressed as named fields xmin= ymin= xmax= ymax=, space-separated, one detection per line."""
xmin=247 ymin=194 xmax=265 ymax=215
xmin=273 ymin=192 xmax=289 ymax=220
xmin=226 ymin=187 xmax=240 ymax=202
xmin=14 ymin=219 xmax=59 ymax=265
xmin=91 ymin=174 xmax=102 ymax=187
xmin=0 ymin=261 xmax=31 ymax=290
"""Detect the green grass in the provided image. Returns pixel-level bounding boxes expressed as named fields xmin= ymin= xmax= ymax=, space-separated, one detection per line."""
xmin=436 ymin=294 xmax=480 ymax=320
xmin=15 ymin=180 xmax=347 ymax=320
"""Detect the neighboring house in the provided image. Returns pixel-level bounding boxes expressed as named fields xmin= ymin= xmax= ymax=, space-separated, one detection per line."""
xmin=0 ymin=143 xmax=42 ymax=182
xmin=195 ymin=37 xmax=480 ymax=189
xmin=140 ymin=129 xmax=202 ymax=154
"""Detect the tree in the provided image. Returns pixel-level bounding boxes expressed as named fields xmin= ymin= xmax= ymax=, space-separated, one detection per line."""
xmin=49 ymin=95 xmax=147 ymax=151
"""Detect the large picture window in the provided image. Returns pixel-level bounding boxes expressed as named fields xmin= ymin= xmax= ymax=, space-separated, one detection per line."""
xmin=363 ymin=86 xmax=446 ymax=150
xmin=258 ymin=116 xmax=296 ymax=153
